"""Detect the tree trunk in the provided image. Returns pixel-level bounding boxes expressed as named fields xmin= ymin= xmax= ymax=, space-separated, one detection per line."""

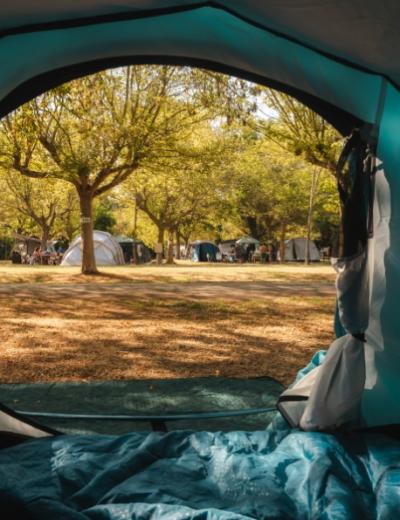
xmin=268 ymin=243 xmax=273 ymax=263
xmin=183 ymin=235 xmax=191 ymax=259
xmin=279 ymin=222 xmax=287 ymax=263
xmin=78 ymin=189 xmax=98 ymax=274
xmin=156 ymin=226 xmax=164 ymax=265
xmin=132 ymin=197 xmax=138 ymax=265
xmin=305 ymin=168 xmax=320 ymax=265
xmin=175 ymin=230 xmax=181 ymax=260
xmin=41 ymin=225 xmax=50 ymax=250
xmin=305 ymin=229 xmax=311 ymax=265
xmin=265 ymin=227 xmax=273 ymax=263
xmin=167 ymin=230 xmax=174 ymax=264
xmin=65 ymin=220 xmax=75 ymax=242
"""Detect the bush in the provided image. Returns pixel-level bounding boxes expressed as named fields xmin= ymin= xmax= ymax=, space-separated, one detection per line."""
xmin=0 ymin=237 xmax=14 ymax=260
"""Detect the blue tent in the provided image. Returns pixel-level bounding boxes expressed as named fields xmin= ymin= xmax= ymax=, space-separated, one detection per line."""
xmin=1 ymin=5 xmax=400 ymax=515
xmin=190 ymin=240 xmax=219 ymax=262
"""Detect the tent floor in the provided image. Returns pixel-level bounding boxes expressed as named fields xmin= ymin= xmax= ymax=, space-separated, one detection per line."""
xmin=0 ymin=377 xmax=283 ymax=434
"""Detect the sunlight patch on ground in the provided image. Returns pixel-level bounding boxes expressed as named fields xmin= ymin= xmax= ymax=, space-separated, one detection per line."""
xmin=0 ymin=263 xmax=336 ymax=387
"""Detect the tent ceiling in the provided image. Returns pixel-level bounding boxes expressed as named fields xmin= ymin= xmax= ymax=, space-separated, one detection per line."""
xmin=0 ymin=2 xmax=383 ymax=135
xmin=1 ymin=1 xmax=400 ymax=85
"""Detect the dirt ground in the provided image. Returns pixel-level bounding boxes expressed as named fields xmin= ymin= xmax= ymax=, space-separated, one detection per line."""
xmin=0 ymin=262 xmax=336 ymax=387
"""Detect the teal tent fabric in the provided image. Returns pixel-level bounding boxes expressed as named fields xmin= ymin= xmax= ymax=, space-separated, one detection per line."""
xmin=0 ymin=3 xmax=385 ymax=125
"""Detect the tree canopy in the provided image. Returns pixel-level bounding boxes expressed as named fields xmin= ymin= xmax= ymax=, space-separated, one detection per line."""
xmin=0 ymin=65 xmax=342 ymax=267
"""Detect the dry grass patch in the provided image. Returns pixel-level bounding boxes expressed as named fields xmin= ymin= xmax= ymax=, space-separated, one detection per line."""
xmin=0 ymin=280 xmax=335 ymax=387
xmin=0 ymin=261 xmax=335 ymax=285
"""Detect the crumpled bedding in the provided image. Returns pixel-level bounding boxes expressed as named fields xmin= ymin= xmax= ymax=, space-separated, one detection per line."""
xmin=0 ymin=354 xmax=399 ymax=520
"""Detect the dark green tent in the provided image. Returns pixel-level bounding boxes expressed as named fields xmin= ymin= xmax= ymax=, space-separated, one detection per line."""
xmin=116 ymin=236 xmax=154 ymax=264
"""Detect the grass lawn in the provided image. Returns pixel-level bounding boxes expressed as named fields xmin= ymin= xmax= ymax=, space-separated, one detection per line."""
xmin=0 ymin=262 xmax=336 ymax=387
xmin=0 ymin=260 xmax=334 ymax=284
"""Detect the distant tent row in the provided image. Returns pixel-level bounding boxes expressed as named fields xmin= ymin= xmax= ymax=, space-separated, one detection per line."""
xmin=189 ymin=237 xmax=320 ymax=263
xmin=10 ymin=232 xmax=320 ymax=265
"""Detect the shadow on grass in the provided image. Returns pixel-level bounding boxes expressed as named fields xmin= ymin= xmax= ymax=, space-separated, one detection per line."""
xmin=1 ymin=286 xmax=335 ymax=386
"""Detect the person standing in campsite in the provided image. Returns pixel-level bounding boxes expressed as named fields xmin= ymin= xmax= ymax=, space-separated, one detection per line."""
xmin=235 ymin=243 xmax=244 ymax=263
xmin=229 ymin=243 xmax=235 ymax=262
xmin=259 ymin=244 xmax=268 ymax=263
xmin=30 ymin=247 xmax=41 ymax=265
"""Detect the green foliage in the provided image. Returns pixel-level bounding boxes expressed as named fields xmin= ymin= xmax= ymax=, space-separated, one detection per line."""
xmin=123 ymin=123 xmax=233 ymax=244
xmin=0 ymin=236 xmax=13 ymax=260
xmin=94 ymin=200 xmax=117 ymax=233
xmin=256 ymin=91 xmax=343 ymax=173
xmin=0 ymin=171 xmax=77 ymax=246
xmin=0 ymin=66 xmax=342 ymax=256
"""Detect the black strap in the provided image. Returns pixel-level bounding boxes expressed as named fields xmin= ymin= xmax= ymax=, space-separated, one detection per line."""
xmin=366 ymin=151 xmax=377 ymax=238
xmin=336 ymin=132 xmax=356 ymax=204
xmin=336 ymin=128 xmax=376 ymax=257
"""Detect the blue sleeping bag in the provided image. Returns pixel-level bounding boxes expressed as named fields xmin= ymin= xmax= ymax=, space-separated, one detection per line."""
xmin=0 ymin=423 xmax=400 ymax=519
xmin=0 ymin=353 xmax=399 ymax=519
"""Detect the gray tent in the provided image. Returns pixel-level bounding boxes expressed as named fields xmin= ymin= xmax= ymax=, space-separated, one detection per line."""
xmin=218 ymin=239 xmax=237 ymax=262
xmin=281 ymin=238 xmax=320 ymax=262
xmin=116 ymin=236 xmax=154 ymax=264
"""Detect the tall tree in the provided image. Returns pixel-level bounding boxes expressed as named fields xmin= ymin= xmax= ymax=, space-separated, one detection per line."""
xmin=305 ymin=167 xmax=321 ymax=264
xmin=249 ymin=90 xmax=344 ymax=254
xmin=1 ymin=66 xmax=255 ymax=273
xmin=0 ymin=172 xmax=70 ymax=248
xmin=226 ymin=136 xmax=310 ymax=257
xmin=127 ymin=133 xmax=229 ymax=263
xmin=256 ymin=91 xmax=343 ymax=174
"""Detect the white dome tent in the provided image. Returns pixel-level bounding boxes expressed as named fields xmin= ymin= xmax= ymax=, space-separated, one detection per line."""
xmin=61 ymin=230 xmax=125 ymax=266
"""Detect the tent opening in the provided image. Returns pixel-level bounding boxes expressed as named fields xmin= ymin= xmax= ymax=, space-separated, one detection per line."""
xmin=2 ymin=5 xmax=400 ymax=519
xmin=0 ymin=58 xmax=379 ymax=441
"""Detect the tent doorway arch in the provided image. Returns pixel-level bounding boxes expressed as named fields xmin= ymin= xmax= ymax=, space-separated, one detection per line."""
xmin=0 ymin=55 xmax=361 ymax=136
xmin=0 ymin=3 xmax=381 ymax=132
xmin=0 ymin=2 xmax=399 ymax=436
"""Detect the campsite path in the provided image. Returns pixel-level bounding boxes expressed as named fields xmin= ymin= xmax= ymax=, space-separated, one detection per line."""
xmin=0 ymin=280 xmax=335 ymax=300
